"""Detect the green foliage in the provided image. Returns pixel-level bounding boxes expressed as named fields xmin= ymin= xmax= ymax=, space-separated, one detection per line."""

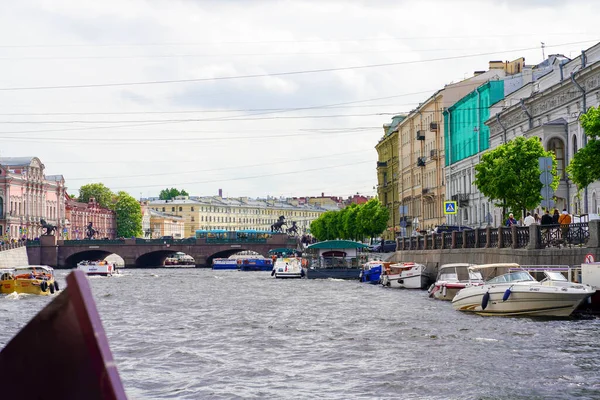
xmin=474 ymin=136 xmax=558 ymax=217
xmin=567 ymin=107 xmax=600 ymax=189
xmin=159 ymin=188 xmax=189 ymax=200
xmin=115 ymin=191 xmax=143 ymax=238
xmin=309 ymin=200 xmax=388 ymax=242
xmin=78 ymin=183 xmax=115 ymax=210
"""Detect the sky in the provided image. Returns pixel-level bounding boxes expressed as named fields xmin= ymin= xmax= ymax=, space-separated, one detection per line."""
xmin=0 ymin=0 xmax=598 ymax=200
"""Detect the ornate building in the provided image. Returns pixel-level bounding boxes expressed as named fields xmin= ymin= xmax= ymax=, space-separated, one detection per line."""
xmin=0 ymin=157 xmax=67 ymax=240
xmin=65 ymin=196 xmax=116 ymax=240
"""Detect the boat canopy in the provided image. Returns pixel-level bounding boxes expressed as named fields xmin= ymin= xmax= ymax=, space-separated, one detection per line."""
xmin=14 ymin=265 xmax=54 ymax=272
xmin=307 ymin=240 xmax=369 ymax=250
xmin=470 ymin=263 xmax=520 ymax=270
xmin=268 ymin=248 xmax=300 ymax=255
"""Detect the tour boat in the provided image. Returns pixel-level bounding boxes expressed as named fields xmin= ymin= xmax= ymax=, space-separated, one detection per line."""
xmin=381 ymin=262 xmax=431 ymax=289
xmin=428 ymin=263 xmax=485 ymax=301
xmin=452 ymin=267 xmax=595 ymax=317
xmin=0 ymin=265 xmax=59 ymax=295
xmin=77 ymin=260 xmax=117 ymax=277
xmin=212 ymin=257 xmax=239 ymax=270
xmin=0 ymin=270 xmax=127 ymax=399
xmin=303 ymin=240 xmax=369 ymax=280
xmin=164 ymin=252 xmax=195 ymax=266
xmin=360 ymin=260 xmax=391 ymax=284
xmin=238 ymin=256 xmax=273 ymax=271
xmin=271 ymin=257 xmax=305 ymax=279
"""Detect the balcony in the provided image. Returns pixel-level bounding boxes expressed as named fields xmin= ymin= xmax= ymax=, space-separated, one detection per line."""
xmin=430 ymin=149 xmax=439 ymax=159
xmin=422 ymin=187 xmax=433 ymax=194
xmin=377 ymin=161 xmax=388 ymax=168
xmin=430 ymin=122 xmax=439 ymax=132
xmin=417 ymin=157 xmax=426 ymax=167
xmin=416 ymin=130 xmax=425 ymax=140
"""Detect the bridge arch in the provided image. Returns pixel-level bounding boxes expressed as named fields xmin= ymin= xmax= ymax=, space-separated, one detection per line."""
xmin=135 ymin=250 xmax=182 ymax=267
xmin=65 ymin=250 xmax=124 ymax=269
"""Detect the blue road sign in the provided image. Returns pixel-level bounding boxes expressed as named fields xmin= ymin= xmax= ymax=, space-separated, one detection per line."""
xmin=444 ymin=201 xmax=458 ymax=215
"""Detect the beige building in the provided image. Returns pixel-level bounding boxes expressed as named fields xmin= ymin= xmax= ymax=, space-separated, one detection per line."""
xmin=148 ymin=196 xmax=327 ymax=237
xmin=396 ymin=67 xmax=512 ymax=233
xmin=149 ymin=209 xmax=185 ymax=238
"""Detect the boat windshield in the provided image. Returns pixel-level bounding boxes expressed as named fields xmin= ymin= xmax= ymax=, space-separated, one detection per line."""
xmin=543 ymin=271 xmax=568 ymax=282
xmin=487 ymin=271 xmax=535 ymax=284
xmin=470 ymin=271 xmax=483 ymax=280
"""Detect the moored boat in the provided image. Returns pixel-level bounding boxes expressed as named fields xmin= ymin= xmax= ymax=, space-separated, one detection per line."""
xmin=238 ymin=256 xmax=273 ymax=271
xmin=164 ymin=252 xmax=195 ymax=267
xmin=428 ymin=263 xmax=484 ymax=301
xmin=271 ymin=257 xmax=305 ymax=279
xmin=212 ymin=257 xmax=239 ymax=270
xmin=452 ymin=265 xmax=595 ymax=317
xmin=0 ymin=265 xmax=59 ymax=295
xmin=360 ymin=260 xmax=391 ymax=284
xmin=381 ymin=262 xmax=431 ymax=289
xmin=77 ymin=260 xmax=117 ymax=277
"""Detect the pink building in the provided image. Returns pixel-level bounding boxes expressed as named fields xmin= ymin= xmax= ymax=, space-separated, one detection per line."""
xmin=0 ymin=157 xmax=67 ymax=240
xmin=65 ymin=196 xmax=116 ymax=240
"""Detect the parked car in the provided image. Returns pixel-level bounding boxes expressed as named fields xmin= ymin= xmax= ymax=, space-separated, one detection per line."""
xmin=369 ymin=240 xmax=397 ymax=253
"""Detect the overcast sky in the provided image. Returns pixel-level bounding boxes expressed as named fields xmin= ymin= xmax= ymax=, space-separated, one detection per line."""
xmin=0 ymin=0 xmax=597 ymax=200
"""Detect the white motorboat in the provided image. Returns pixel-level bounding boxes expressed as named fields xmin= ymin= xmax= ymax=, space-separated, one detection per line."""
xmin=452 ymin=266 xmax=595 ymax=317
xmin=381 ymin=262 xmax=431 ymax=289
xmin=271 ymin=257 xmax=305 ymax=279
xmin=77 ymin=260 xmax=117 ymax=277
xmin=428 ymin=263 xmax=485 ymax=301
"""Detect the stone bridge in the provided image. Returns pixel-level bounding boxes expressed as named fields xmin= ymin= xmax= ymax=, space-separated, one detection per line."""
xmin=26 ymin=234 xmax=299 ymax=268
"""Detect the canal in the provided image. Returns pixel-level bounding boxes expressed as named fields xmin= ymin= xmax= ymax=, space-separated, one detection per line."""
xmin=1 ymin=268 xmax=599 ymax=399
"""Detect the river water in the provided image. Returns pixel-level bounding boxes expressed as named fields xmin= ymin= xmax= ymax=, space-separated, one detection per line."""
xmin=1 ymin=268 xmax=600 ymax=399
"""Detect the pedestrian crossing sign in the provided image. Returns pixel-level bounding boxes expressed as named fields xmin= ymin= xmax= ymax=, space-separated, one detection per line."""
xmin=444 ymin=201 xmax=458 ymax=215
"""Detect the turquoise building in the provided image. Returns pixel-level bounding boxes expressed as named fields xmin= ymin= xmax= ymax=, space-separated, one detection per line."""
xmin=443 ymin=80 xmax=505 ymax=166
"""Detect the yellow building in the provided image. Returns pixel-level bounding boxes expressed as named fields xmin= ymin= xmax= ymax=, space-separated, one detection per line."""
xmin=149 ymin=210 xmax=185 ymax=238
xmin=396 ymin=68 xmax=511 ymax=234
xmin=149 ymin=196 xmax=326 ymax=237
xmin=375 ymin=115 xmax=405 ymax=239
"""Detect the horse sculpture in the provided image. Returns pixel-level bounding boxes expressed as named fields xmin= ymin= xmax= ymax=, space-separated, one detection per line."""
xmin=286 ymin=221 xmax=299 ymax=236
xmin=86 ymin=222 xmax=97 ymax=240
xmin=40 ymin=219 xmax=57 ymax=236
xmin=270 ymin=215 xmax=287 ymax=233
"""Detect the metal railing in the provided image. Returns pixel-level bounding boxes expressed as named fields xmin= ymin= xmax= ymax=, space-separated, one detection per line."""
xmin=396 ymin=222 xmax=593 ymax=251
xmin=515 ymin=227 xmax=530 ymax=249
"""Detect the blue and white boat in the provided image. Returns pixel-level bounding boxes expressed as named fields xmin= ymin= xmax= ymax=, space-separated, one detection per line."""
xmin=359 ymin=261 xmax=390 ymax=284
xmin=212 ymin=258 xmax=239 ymax=270
xmin=238 ymin=256 xmax=273 ymax=271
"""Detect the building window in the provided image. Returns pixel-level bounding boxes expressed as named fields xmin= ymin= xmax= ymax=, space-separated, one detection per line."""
xmin=162 ymin=207 xmax=165 ymax=212
xmin=191 ymin=207 xmax=194 ymax=211
xmin=547 ymin=138 xmax=565 ymax=179
xmin=179 ymin=207 xmax=182 ymax=212
xmin=172 ymin=207 xmax=175 ymax=212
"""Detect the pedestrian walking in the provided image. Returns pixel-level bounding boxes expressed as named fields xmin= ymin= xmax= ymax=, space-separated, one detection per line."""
xmin=558 ymin=209 xmax=572 ymax=244
xmin=552 ymin=209 xmax=560 ymax=224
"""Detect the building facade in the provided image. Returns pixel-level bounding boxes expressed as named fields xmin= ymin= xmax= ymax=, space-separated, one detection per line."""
xmin=396 ymin=67 xmax=508 ymax=234
xmin=486 ymin=43 xmax=600 ymax=221
xmin=148 ymin=196 xmax=327 ymax=237
xmin=376 ymin=115 xmax=405 ymax=239
xmin=0 ymin=157 xmax=67 ymax=240
xmin=149 ymin=209 xmax=185 ymax=238
xmin=65 ymin=196 xmax=116 ymax=240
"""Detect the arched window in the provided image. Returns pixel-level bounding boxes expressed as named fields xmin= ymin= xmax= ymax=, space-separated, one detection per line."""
xmin=547 ymin=138 xmax=565 ymax=179
xmin=572 ymin=134 xmax=578 ymax=155
xmin=0 ymin=197 xmax=3 ymax=217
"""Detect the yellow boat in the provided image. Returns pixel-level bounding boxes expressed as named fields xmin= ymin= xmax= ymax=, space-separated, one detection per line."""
xmin=0 ymin=266 xmax=60 ymax=295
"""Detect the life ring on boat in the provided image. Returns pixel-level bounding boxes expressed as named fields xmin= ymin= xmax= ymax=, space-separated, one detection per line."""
xmin=54 ymin=281 xmax=60 ymax=291
xmin=236 ymin=259 xmax=242 ymax=265
xmin=40 ymin=281 xmax=48 ymax=292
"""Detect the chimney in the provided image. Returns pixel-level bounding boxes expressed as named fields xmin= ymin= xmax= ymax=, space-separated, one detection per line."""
xmin=218 ymin=188 xmax=223 ymax=198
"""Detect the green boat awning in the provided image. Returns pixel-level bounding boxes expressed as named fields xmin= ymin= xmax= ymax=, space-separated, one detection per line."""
xmin=306 ymin=240 xmax=369 ymax=250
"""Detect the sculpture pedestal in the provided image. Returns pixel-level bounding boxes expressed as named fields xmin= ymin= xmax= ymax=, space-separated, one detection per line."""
xmin=40 ymin=235 xmax=57 ymax=247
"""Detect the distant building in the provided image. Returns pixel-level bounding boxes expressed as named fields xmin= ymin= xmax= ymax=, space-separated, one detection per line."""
xmin=148 ymin=195 xmax=327 ymax=237
xmin=0 ymin=157 xmax=67 ymax=240
xmin=149 ymin=209 xmax=185 ymax=238
xmin=65 ymin=196 xmax=116 ymax=240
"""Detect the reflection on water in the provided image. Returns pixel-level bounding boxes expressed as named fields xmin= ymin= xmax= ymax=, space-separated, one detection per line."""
xmin=1 ymin=268 xmax=600 ymax=399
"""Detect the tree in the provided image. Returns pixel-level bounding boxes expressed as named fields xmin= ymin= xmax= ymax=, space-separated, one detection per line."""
xmin=340 ymin=203 xmax=361 ymax=241
xmin=568 ymin=107 xmax=600 ymax=189
xmin=159 ymin=188 xmax=189 ymax=200
xmin=474 ymin=136 xmax=559 ymax=221
xmin=356 ymin=199 xmax=389 ymax=241
xmin=115 ymin=191 xmax=143 ymax=238
xmin=78 ymin=183 xmax=115 ymax=209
